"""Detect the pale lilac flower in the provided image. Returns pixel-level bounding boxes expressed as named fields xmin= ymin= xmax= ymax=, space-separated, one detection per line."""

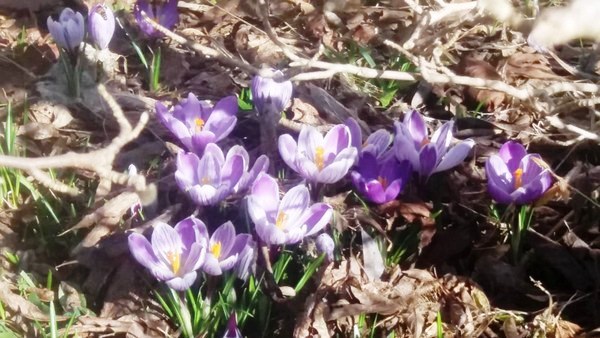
xmin=234 ymin=236 xmax=257 ymax=281
xmin=201 ymin=221 xmax=250 ymax=276
xmin=156 ymin=94 xmax=238 ymax=156
xmin=128 ymin=217 xmax=207 ymax=291
xmin=315 ymin=233 xmax=334 ymax=261
xmin=394 ymin=110 xmax=475 ymax=180
xmin=486 ymin=141 xmax=553 ymax=205
xmin=175 ymin=144 xmax=244 ymax=206
xmin=350 ymin=152 xmax=412 ymax=204
xmin=88 ymin=4 xmax=115 ymax=50
xmin=134 ymin=0 xmax=179 ymax=38
xmin=278 ymin=124 xmax=358 ymax=184
xmin=247 ymin=173 xmax=332 ymax=245
xmin=251 ymin=69 xmax=293 ymax=115
xmin=345 ymin=117 xmax=393 ymax=160
xmin=223 ymin=312 xmax=243 ymax=338
xmin=47 ymin=8 xmax=85 ymax=52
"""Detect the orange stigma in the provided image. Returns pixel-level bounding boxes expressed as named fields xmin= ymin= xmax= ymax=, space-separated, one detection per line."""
xmin=275 ymin=211 xmax=287 ymax=229
xmin=377 ymin=176 xmax=389 ymax=189
xmin=166 ymin=251 xmax=181 ymax=274
xmin=513 ymin=168 xmax=523 ymax=189
xmin=314 ymin=146 xmax=325 ymax=171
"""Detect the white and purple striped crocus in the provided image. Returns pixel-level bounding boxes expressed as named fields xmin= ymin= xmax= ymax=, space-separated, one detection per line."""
xmin=485 ymin=141 xmax=553 ymax=205
xmin=201 ymin=221 xmax=251 ymax=276
xmin=278 ymin=124 xmax=358 ymax=184
xmin=394 ymin=110 xmax=475 ymax=180
xmin=247 ymin=173 xmax=333 ymax=245
xmin=88 ymin=4 xmax=115 ymax=50
xmin=47 ymin=8 xmax=85 ymax=53
xmin=134 ymin=0 xmax=179 ymax=37
xmin=234 ymin=236 xmax=257 ymax=281
xmin=345 ymin=117 xmax=393 ymax=160
xmin=350 ymin=152 xmax=412 ymax=204
xmin=251 ymin=69 xmax=293 ymax=116
xmin=175 ymin=144 xmax=245 ymax=206
xmin=128 ymin=216 xmax=207 ymax=291
xmin=315 ymin=233 xmax=335 ymax=261
xmin=156 ymin=94 xmax=238 ymax=155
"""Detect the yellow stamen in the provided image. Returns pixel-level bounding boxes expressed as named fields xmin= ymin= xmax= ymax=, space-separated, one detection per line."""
xmin=377 ymin=176 xmax=388 ymax=189
xmin=194 ymin=118 xmax=205 ymax=132
xmin=166 ymin=251 xmax=181 ymax=274
xmin=210 ymin=242 xmax=222 ymax=259
xmin=314 ymin=146 xmax=325 ymax=171
xmin=275 ymin=211 xmax=287 ymax=229
xmin=514 ymin=168 xmax=523 ymax=189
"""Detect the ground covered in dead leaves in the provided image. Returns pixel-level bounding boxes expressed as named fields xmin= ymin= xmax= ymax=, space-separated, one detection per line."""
xmin=0 ymin=0 xmax=599 ymax=337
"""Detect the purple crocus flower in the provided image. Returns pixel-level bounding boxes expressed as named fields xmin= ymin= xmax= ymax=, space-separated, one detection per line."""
xmin=251 ymin=69 xmax=293 ymax=115
xmin=175 ymin=144 xmax=244 ymax=206
xmin=278 ymin=124 xmax=358 ymax=184
xmin=47 ymin=8 xmax=85 ymax=52
xmin=88 ymin=4 xmax=115 ymax=50
xmin=234 ymin=236 xmax=257 ymax=281
xmin=315 ymin=233 xmax=334 ymax=261
xmin=134 ymin=0 xmax=179 ymax=38
xmin=247 ymin=173 xmax=332 ymax=245
xmin=394 ymin=110 xmax=475 ymax=180
xmin=485 ymin=141 xmax=553 ymax=205
xmin=128 ymin=216 xmax=207 ymax=291
xmin=223 ymin=312 xmax=243 ymax=338
xmin=345 ymin=117 xmax=393 ymax=160
xmin=156 ymin=94 xmax=238 ymax=155
xmin=350 ymin=152 xmax=412 ymax=204
xmin=201 ymin=221 xmax=250 ymax=276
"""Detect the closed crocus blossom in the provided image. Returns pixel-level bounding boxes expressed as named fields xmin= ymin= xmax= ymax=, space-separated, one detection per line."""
xmin=47 ymin=8 xmax=85 ymax=52
xmin=234 ymin=236 xmax=257 ymax=281
xmin=251 ymin=69 xmax=293 ymax=115
xmin=350 ymin=152 xmax=412 ymax=204
xmin=223 ymin=312 xmax=242 ymax=338
xmin=247 ymin=173 xmax=333 ymax=245
xmin=486 ymin=141 xmax=553 ymax=205
xmin=134 ymin=0 xmax=179 ymax=37
xmin=394 ymin=110 xmax=475 ymax=180
xmin=227 ymin=145 xmax=269 ymax=194
xmin=175 ymin=144 xmax=244 ymax=206
xmin=279 ymin=124 xmax=358 ymax=184
xmin=156 ymin=94 xmax=238 ymax=155
xmin=315 ymin=233 xmax=335 ymax=261
xmin=88 ymin=4 xmax=115 ymax=50
xmin=345 ymin=117 xmax=393 ymax=160
xmin=201 ymin=221 xmax=250 ymax=276
xmin=128 ymin=217 xmax=207 ymax=291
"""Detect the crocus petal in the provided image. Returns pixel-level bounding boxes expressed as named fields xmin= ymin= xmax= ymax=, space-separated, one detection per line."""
xmin=234 ymin=238 xmax=256 ymax=281
xmin=363 ymin=181 xmax=386 ymax=204
xmin=218 ymin=255 xmax=239 ymax=271
xmin=247 ymin=196 xmax=270 ymax=231
xmin=180 ymin=242 xmax=206 ymax=275
xmin=236 ymin=155 xmax=269 ymax=193
xmin=278 ymin=134 xmax=299 ymax=172
xmin=345 ymin=117 xmax=363 ymax=150
xmin=295 ymin=156 xmax=320 ymax=182
xmin=519 ymin=154 xmax=545 ymax=184
xmin=203 ymin=143 xmax=226 ymax=164
xmin=256 ymin=221 xmax=287 ymax=245
xmin=418 ymin=143 xmax=438 ymax=179
xmin=404 ymin=110 xmax=428 ymax=146
xmin=357 ymin=152 xmax=380 ymax=180
xmin=324 ymin=125 xmax=351 ymax=155
xmin=221 ymin=154 xmax=244 ymax=193
xmin=211 ymin=222 xmax=236 ymax=259
xmin=364 ymin=129 xmax=392 ymax=158
xmin=279 ymin=185 xmax=310 ymax=225
xmin=205 ymin=96 xmax=238 ymax=140
xmin=499 ymin=141 xmax=527 ymax=173
xmin=302 ymin=203 xmax=333 ymax=237
xmin=203 ymin=255 xmax=223 ymax=275
xmin=128 ymin=233 xmax=174 ymax=281
xmin=175 ymin=216 xmax=205 ymax=255
xmin=175 ymin=152 xmax=200 ymax=190
xmin=159 ymin=0 xmax=179 ymax=29
xmin=191 ymin=132 xmax=216 ymax=155
xmin=151 ymin=223 xmax=184 ymax=267
xmin=197 ymin=150 xmax=221 ymax=187
xmin=431 ymin=120 xmax=454 ymax=158
xmin=432 ymin=139 xmax=475 ymax=174
xmin=316 ymin=147 xmax=357 ymax=183
xmin=485 ymin=155 xmax=514 ymax=204
xmin=189 ymin=185 xmax=219 ymax=206
xmin=297 ymin=125 xmax=323 ymax=161
xmin=394 ymin=122 xmax=421 ymax=171
xmin=165 ymin=272 xmax=197 ymax=291
xmin=47 ymin=18 xmax=67 ymax=49
xmin=250 ymin=173 xmax=280 ymax=216
xmin=89 ymin=4 xmax=115 ymax=50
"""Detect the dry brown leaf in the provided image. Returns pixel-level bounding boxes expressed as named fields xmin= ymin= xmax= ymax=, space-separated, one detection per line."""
xmin=457 ymin=55 xmax=505 ymax=110
xmin=0 ymin=280 xmax=66 ymax=322
xmin=503 ymin=52 xmax=561 ymax=82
